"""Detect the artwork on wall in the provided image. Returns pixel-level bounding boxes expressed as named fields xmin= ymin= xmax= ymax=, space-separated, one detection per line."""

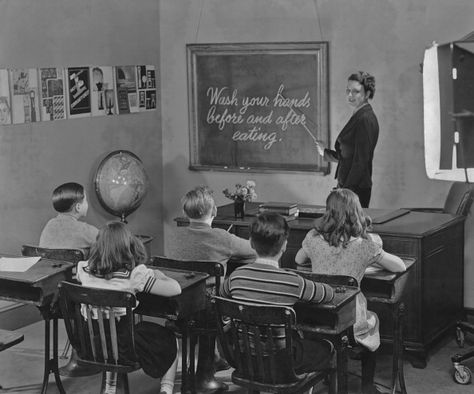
xmin=66 ymin=66 xmax=91 ymax=118
xmin=0 ymin=69 xmax=11 ymax=125
xmin=0 ymin=64 xmax=156 ymax=125
xmin=38 ymin=67 xmax=66 ymax=121
xmin=91 ymin=66 xmax=115 ymax=116
xmin=10 ymin=68 xmax=40 ymax=124
xmin=137 ymin=65 xmax=157 ymax=111
xmin=115 ymin=65 xmax=138 ymax=114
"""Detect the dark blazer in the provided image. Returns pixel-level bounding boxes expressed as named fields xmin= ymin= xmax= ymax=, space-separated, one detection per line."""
xmin=324 ymin=104 xmax=379 ymax=189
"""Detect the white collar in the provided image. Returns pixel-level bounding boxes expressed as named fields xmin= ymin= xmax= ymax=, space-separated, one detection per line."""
xmin=256 ymin=257 xmax=279 ymax=268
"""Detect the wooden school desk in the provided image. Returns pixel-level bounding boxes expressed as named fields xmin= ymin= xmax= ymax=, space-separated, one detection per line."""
xmin=0 ymin=256 xmax=74 ymax=394
xmin=292 ymin=278 xmax=359 ymax=394
xmin=135 ymin=267 xmax=209 ymax=394
xmin=176 ymin=202 xmax=465 ymax=367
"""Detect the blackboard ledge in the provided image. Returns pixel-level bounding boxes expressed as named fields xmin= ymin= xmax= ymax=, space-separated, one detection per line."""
xmin=189 ymin=164 xmax=330 ymax=174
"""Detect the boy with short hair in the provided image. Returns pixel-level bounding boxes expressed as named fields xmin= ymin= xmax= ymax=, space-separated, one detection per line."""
xmin=221 ymin=212 xmax=335 ymax=374
xmin=40 ymin=182 xmax=98 ymax=257
xmin=168 ymin=185 xmax=257 ymax=268
xmin=167 ymin=185 xmax=257 ymax=392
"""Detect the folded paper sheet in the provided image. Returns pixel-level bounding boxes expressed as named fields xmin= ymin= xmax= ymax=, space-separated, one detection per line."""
xmin=0 ymin=256 xmax=41 ymax=272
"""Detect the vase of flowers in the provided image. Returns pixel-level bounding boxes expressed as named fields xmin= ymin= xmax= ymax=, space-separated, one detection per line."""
xmin=223 ymin=181 xmax=257 ymax=219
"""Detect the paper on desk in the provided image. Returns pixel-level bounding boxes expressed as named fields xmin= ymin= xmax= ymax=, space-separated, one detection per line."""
xmin=0 ymin=256 xmax=41 ymax=272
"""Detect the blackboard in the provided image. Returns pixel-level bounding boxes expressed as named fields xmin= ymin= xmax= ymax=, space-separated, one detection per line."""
xmin=186 ymin=42 xmax=330 ymax=172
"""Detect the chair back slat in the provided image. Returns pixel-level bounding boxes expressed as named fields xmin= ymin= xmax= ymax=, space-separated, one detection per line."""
xmin=85 ymin=307 xmax=97 ymax=360
xmin=58 ymin=281 xmax=140 ymax=374
xmin=109 ymin=310 xmax=119 ymax=363
xmin=241 ymin=323 xmax=255 ymax=380
xmin=97 ymin=313 xmax=109 ymax=362
xmin=227 ymin=319 xmax=243 ymax=371
xmin=253 ymin=325 xmax=266 ymax=381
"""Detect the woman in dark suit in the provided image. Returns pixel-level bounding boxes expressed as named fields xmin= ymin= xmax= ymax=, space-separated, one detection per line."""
xmin=316 ymin=71 xmax=378 ymax=208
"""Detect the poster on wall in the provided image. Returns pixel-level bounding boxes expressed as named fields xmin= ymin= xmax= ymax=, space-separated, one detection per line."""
xmin=0 ymin=69 xmax=11 ymax=125
xmin=9 ymin=68 xmax=40 ymax=124
xmin=137 ymin=65 xmax=157 ymax=111
xmin=90 ymin=66 xmax=116 ymax=116
xmin=114 ymin=65 xmax=138 ymax=114
xmin=38 ymin=67 xmax=66 ymax=121
xmin=67 ymin=66 xmax=91 ymax=118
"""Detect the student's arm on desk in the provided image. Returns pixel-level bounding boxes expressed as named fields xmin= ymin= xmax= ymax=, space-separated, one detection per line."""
xmin=368 ymin=233 xmax=406 ymax=272
xmin=301 ymin=276 xmax=335 ymax=304
xmin=149 ymin=268 xmax=182 ymax=297
xmin=370 ymin=251 xmax=406 ymax=273
xmin=295 ymin=248 xmax=311 ymax=269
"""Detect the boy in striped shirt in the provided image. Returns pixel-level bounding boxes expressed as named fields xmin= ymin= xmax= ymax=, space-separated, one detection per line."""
xmin=221 ymin=212 xmax=335 ymax=373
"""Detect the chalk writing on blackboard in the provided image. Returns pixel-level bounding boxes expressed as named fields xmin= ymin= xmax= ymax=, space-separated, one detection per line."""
xmin=205 ymin=84 xmax=318 ymax=151
xmin=187 ymin=42 xmax=330 ymax=173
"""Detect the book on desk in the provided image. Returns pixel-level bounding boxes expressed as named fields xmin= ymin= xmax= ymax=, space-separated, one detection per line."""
xmin=257 ymin=202 xmax=299 ymax=220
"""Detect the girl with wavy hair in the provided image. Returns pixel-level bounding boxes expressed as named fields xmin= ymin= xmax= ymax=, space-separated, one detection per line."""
xmin=295 ymin=188 xmax=405 ymax=394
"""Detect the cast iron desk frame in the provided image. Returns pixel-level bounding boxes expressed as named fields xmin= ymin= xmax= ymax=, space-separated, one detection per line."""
xmin=135 ymin=267 xmax=209 ymax=394
xmin=178 ymin=202 xmax=465 ymax=366
xmin=0 ymin=257 xmax=74 ymax=394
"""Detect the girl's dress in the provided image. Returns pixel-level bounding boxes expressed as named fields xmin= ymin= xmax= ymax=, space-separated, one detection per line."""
xmin=300 ymin=230 xmax=383 ymax=351
xmin=76 ymin=261 xmax=177 ymax=377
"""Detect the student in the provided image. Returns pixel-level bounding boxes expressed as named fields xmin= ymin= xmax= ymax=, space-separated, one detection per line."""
xmin=39 ymin=182 xmax=98 ymax=257
xmin=167 ymin=185 xmax=257 ymax=270
xmin=167 ymin=185 xmax=257 ymax=392
xmin=221 ymin=212 xmax=336 ymax=374
xmin=77 ymin=221 xmax=181 ymax=394
xmin=295 ymin=188 xmax=406 ymax=394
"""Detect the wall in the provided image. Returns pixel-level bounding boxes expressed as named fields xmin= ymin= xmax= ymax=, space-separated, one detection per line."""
xmin=160 ymin=0 xmax=474 ymax=306
xmin=0 ymin=0 xmax=163 ymax=255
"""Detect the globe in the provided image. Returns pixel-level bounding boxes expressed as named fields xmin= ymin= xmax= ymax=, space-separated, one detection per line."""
xmin=94 ymin=150 xmax=149 ymax=221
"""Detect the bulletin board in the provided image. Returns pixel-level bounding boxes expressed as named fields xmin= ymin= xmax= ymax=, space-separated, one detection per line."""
xmin=186 ymin=42 xmax=330 ymax=173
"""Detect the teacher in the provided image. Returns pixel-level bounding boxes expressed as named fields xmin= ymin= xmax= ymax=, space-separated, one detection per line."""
xmin=315 ymin=71 xmax=379 ymax=208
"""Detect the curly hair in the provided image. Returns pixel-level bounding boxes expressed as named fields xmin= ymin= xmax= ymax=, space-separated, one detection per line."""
xmin=315 ymin=188 xmax=372 ymax=248
xmin=348 ymin=71 xmax=376 ymax=99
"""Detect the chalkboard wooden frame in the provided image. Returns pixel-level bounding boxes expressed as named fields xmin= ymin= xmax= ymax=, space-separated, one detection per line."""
xmin=187 ymin=42 xmax=330 ymax=173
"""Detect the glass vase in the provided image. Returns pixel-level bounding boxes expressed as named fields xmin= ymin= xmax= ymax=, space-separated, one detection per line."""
xmin=234 ymin=199 xmax=246 ymax=219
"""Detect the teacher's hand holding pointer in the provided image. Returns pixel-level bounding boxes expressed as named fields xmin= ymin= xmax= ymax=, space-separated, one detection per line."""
xmin=316 ymin=71 xmax=379 ymax=208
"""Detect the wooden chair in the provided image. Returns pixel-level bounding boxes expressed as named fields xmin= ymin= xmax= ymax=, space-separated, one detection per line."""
xmin=148 ymin=256 xmax=225 ymax=389
xmin=0 ymin=329 xmax=24 ymax=389
xmin=213 ymin=295 xmax=336 ymax=394
xmin=58 ymin=281 xmax=140 ymax=394
xmin=408 ymin=181 xmax=474 ymax=216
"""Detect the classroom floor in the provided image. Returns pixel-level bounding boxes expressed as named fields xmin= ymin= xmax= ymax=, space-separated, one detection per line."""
xmin=0 ymin=320 xmax=473 ymax=394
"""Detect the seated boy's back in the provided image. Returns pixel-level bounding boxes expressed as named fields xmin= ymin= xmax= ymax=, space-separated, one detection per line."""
xmin=39 ymin=182 xmax=98 ymax=256
xmin=167 ymin=186 xmax=256 ymax=268
xmin=221 ymin=212 xmax=335 ymax=374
